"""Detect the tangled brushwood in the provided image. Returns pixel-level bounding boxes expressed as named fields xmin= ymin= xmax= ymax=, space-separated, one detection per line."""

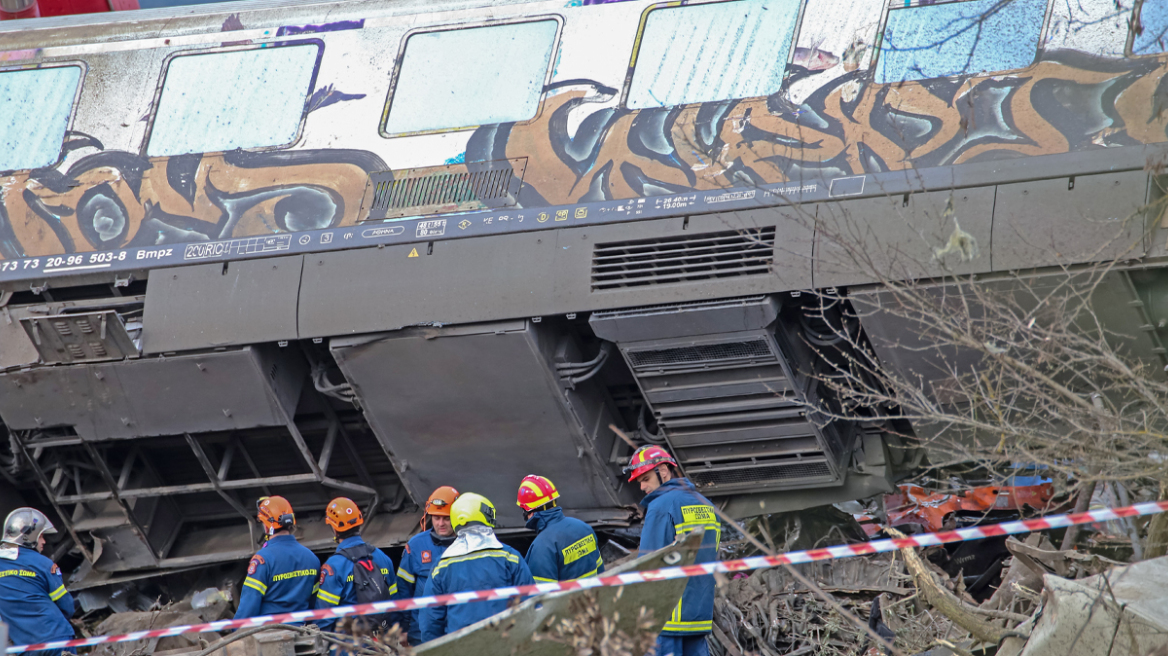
xmin=534 ymin=591 xmax=659 ymax=656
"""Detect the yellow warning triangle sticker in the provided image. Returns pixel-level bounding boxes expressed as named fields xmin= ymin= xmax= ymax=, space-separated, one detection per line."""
xmin=408 ymin=248 xmax=419 ymax=258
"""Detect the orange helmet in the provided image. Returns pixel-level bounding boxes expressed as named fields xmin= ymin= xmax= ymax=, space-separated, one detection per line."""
xmin=516 ymin=475 xmax=560 ymax=512
xmin=325 ymin=497 xmax=364 ymax=532
xmin=623 ymin=445 xmax=678 ymax=482
xmin=425 ymin=486 xmax=460 ymax=516
xmin=257 ymin=496 xmax=295 ymax=536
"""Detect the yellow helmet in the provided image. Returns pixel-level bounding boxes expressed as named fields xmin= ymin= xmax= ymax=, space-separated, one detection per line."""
xmin=450 ymin=493 xmax=497 ymax=530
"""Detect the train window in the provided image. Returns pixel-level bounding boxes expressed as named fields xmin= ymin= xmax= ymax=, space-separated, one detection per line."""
xmin=626 ymin=0 xmax=802 ymax=109
xmin=147 ymin=45 xmax=320 ymax=157
xmin=1044 ymin=0 xmax=1133 ymax=59
xmin=0 ymin=66 xmax=82 ymax=172
xmin=1134 ymin=1 xmax=1168 ymax=55
xmin=876 ymin=0 xmax=1047 ymax=84
xmin=382 ymin=20 xmax=560 ymax=135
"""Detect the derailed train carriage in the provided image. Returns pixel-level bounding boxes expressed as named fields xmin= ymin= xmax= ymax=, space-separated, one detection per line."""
xmin=0 ymin=0 xmax=1164 ymax=583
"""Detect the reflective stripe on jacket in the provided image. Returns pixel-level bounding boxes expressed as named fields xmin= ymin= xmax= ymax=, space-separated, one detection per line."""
xmin=0 ymin=545 xmax=74 ymax=647
xmin=524 ymin=508 xmax=604 ymax=582
xmin=638 ymin=478 xmax=720 ymax=636
xmin=234 ymin=534 xmax=320 ymax=619
xmin=395 ymin=529 xmax=454 ymax=644
xmin=313 ymin=536 xmax=398 ymax=632
xmin=418 ymin=544 xmax=534 ymax=642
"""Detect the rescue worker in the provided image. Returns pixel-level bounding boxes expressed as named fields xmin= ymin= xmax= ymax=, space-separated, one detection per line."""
xmin=419 ymin=493 xmax=534 ymax=642
xmin=395 ymin=486 xmax=459 ymax=645
xmin=0 ymin=508 xmax=75 ymax=655
xmin=234 ymin=496 xmax=320 ymax=619
xmin=314 ymin=498 xmax=398 ymax=633
xmin=625 ymin=446 xmax=720 ymax=656
xmin=516 ymin=475 xmax=604 ymax=581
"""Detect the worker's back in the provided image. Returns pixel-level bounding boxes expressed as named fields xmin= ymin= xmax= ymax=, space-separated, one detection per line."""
xmin=419 ymin=534 xmax=534 ymax=641
xmin=0 ymin=545 xmax=74 ymax=647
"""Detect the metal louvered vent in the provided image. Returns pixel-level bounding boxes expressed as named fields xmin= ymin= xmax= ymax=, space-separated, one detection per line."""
xmin=591 ymin=227 xmax=776 ymax=291
xmin=688 ymin=457 xmax=835 ymax=490
xmin=364 ymin=158 xmax=527 ymax=220
xmin=20 ymin=310 xmax=139 ymax=364
xmin=626 ymin=338 xmax=775 ymax=371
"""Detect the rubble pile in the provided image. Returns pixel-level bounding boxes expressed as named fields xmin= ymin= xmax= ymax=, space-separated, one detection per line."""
xmin=710 ymin=481 xmax=1168 ymax=656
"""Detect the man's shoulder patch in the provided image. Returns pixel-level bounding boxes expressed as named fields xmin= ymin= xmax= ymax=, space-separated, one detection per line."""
xmin=404 ymin=543 xmax=411 ymax=554
xmin=248 ymin=556 xmax=262 ymax=575
xmin=50 ymin=563 xmax=59 ymax=575
xmin=421 ymin=550 xmax=432 ymax=564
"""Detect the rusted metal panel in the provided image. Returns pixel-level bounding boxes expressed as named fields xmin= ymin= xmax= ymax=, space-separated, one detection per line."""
xmin=365 ymin=159 xmax=527 ymax=220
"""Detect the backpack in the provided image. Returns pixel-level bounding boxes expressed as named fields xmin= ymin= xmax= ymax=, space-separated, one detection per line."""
xmin=337 ymin=542 xmax=393 ymax=634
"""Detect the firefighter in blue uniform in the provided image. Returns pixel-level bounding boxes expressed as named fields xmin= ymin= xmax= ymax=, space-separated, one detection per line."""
xmin=314 ymin=498 xmax=398 ymax=633
xmin=235 ymin=496 xmax=319 ymax=619
xmin=625 ymin=446 xmax=720 ymax=656
xmin=0 ymin=508 xmax=75 ymax=656
xmin=395 ymin=486 xmax=459 ymax=645
xmin=419 ymin=493 xmax=534 ymax=642
xmin=515 ymin=475 xmax=604 ymax=582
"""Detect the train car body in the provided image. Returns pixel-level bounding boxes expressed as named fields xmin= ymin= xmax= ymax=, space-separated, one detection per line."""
xmin=0 ymin=0 xmax=1166 ymax=579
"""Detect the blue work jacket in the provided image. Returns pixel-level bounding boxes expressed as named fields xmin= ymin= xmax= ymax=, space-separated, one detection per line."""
xmin=235 ymin=534 xmax=320 ymax=619
xmin=524 ymin=508 xmax=604 ymax=582
xmin=418 ymin=544 xmax=534 ymax=642
xmin=313 ymin=536 xmax=397 ymax=632
xmin=0 ymin=545 xmax=75 ymax=650
xmin=395 ymin=529 xmax=455 ymax=645
xmin=638 ymin=478 xmax=720 ymax=636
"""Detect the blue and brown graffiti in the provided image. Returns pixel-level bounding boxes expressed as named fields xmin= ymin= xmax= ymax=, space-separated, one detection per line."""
xmin=0 ymin=138 xmax=384 ymax=259
xmin=1 ymin=49 xmax=1167 ymax=260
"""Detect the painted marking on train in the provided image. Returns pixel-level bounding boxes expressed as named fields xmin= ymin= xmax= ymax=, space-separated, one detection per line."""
xmin=829 ymin=176 xmax=866 ymax=197
xmin=408 ymin=248 xmax=419 ymax=258
xmin=416 ymin=220 xmax=447 ymax=238
xmin=361 ymin=226 xmax=405 ymax=239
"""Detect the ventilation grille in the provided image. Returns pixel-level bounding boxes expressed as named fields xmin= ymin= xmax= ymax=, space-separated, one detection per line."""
xmin=21 ymin=310 xmax=139 ymax=364
xmin=688 ymin=458 xmax=834 ymax=490
xmin=591 ymin=228 xmax=776 ymax=291
xmin=626 ymin=338 xmax=776 ymax=371
xmin=365 ymin=158 xmax=526 ymax=220
xmin=591 ymin=296 xmax=770 ymax=321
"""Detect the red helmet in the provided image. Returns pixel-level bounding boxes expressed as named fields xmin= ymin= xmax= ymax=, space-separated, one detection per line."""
xmin=516 ymin=475 xmax=560 ymax=512
xmin=325 ymin=497 xmax=364 ymax=532
xmin=623 ymin=445 xmax=678 ymax=482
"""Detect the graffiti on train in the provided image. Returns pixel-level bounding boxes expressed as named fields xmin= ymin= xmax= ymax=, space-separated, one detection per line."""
xmin=0 ymin=142 xmax=385 ymax=259
xmin=489 ymin=51 xmax=1168 ymax=206
xmin=1 ymin=51 xmax=1167 ymax=259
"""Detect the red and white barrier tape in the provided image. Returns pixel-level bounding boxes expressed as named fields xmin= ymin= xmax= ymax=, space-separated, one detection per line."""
xmin=12 ymin=499 xmax=1168 ymax=654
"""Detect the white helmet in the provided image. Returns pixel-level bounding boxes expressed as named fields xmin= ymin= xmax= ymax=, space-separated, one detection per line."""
xmin=2 ymin=508 xmax=56 ymax=548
